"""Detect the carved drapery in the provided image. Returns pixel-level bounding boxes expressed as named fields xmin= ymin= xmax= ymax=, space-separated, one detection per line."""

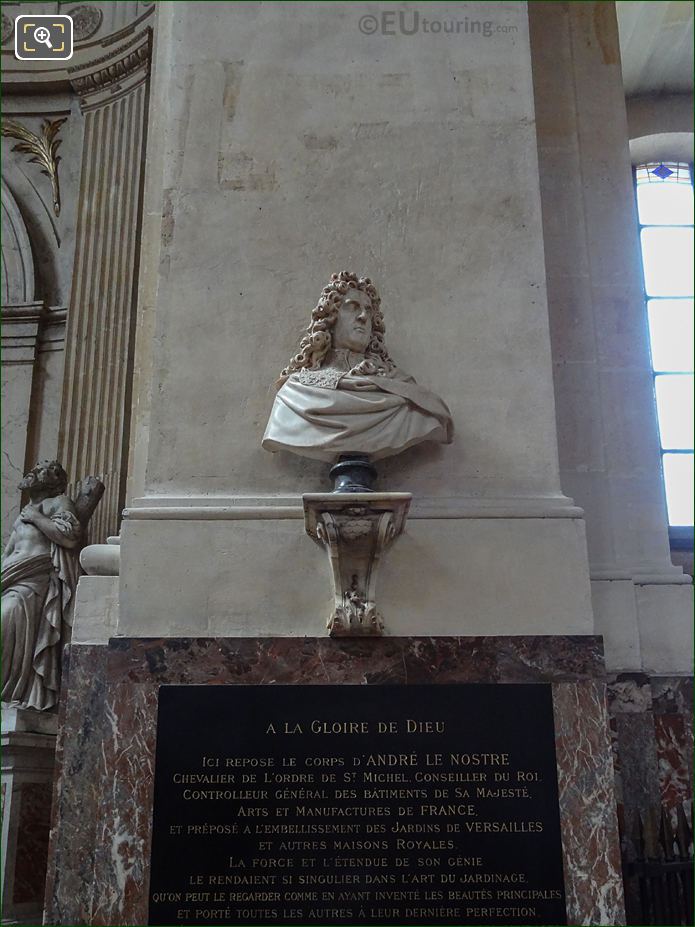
xmin=58 ymin=26 xmax=152 ymax=543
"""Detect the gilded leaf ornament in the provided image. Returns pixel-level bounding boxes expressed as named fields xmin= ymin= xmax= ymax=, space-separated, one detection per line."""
xmin=1 ymin=117 xmax=67 ymax=216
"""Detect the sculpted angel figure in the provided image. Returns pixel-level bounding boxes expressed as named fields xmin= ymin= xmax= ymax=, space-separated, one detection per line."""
xmin=2 ymin=460 xmax=103 ymax=712
xmin=262 ymin=271 xmax=453 ymax=462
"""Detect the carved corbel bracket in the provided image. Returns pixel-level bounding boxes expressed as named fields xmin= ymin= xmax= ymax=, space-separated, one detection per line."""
xmin=303 ymin=492 xmax=412 ymax=637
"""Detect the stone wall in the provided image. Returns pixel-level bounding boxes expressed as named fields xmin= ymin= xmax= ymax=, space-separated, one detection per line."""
xmin=122 ymin=0 xmax=594 ymax=638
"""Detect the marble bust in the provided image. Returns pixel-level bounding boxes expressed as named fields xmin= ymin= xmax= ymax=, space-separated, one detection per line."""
xmin=262 ymin=271 xmax=453 ymax=462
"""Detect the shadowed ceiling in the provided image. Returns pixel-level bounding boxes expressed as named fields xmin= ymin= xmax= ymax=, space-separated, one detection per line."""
xmin=617 ymin=0 xmax=694 ymax=95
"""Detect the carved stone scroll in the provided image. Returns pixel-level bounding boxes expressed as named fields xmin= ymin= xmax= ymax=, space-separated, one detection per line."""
xmin=303 ymin=492 xmax=411 ymax=636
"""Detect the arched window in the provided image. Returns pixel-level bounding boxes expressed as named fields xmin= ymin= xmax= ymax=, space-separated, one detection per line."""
xmin=635 ymin=162 xmax=694 ymax=546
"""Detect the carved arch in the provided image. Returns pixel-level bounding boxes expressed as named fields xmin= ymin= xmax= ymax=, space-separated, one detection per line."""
xmin=629 ymin=132 xmax=694 ymax=166
xmin=1 ymin=176 xmax=35 ymax=304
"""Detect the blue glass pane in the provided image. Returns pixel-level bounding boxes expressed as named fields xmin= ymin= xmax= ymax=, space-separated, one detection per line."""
xmin=641 ymin=227 xmax=694 ymax=297
xmin=636 ymin=163 xmax=691 ymax=186
xmin=663 ymin=453 xmax=694 ymax=526
xmin=637 ymin=182 xmax=694 ymax=225
xmin=651 ymin=163 xmax=674 ymax=180
xmin=655 ymin=375 xmax=694 ymax=449
xmin=648 ymin=299 xmax=695 ymax=372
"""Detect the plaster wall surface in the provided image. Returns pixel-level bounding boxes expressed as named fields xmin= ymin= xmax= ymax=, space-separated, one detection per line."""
xmin=132 ymin=0 xmax=561 ymax=500
xmin=119 ymin=514 xmax=594 ymax=637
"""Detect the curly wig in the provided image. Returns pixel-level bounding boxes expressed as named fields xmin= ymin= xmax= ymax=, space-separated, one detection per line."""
xmin=278 ymin=271 xmax=395 ymax=386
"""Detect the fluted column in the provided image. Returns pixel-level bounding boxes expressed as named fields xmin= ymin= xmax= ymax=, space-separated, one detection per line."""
xmin=58 ymin=26 xmax=152 ymax=543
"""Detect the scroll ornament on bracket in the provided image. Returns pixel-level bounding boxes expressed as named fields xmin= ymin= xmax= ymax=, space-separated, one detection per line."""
xmin=1 ymin=117 xmax=67 ymax=217
xmin=304 ymin=493 xmax=411 ymax=637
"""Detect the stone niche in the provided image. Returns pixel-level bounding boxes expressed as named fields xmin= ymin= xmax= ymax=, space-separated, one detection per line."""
xmin=44 ymin=636 xmax=625 ymax=926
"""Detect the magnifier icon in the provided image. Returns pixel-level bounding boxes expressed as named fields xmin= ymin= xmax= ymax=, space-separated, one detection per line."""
xmin=34 ymin=26 xmax=53 ymax=49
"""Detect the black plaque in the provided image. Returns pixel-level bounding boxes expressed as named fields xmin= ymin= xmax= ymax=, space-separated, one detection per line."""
xmin=149 ymin=684 xmax=567 ymax=926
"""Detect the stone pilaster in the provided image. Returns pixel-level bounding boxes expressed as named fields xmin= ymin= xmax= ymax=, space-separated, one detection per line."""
xmin=528 ymin=1 xmax=692 ymax=673
xmin=58 ymin=26 xmax=152 ymax=543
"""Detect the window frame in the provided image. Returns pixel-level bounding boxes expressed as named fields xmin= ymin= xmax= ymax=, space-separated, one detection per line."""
xmin=633 ymin=161 xmax=694 ymax=550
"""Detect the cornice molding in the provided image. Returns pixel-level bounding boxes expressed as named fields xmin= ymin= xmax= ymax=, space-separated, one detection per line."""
xmin=68 ymin=26 xmax=152 ymax=110
xmin=123 ymin=493 xmax=586 ymax=521
xmin=1 ymin=6 xmax=154 ymax=94
xmin=1 ymin=300 xmax=47 ymax=323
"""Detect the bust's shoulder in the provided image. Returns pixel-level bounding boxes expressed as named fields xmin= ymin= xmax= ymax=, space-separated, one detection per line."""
xmin=388 ymin=366 xmax=416 ymax=384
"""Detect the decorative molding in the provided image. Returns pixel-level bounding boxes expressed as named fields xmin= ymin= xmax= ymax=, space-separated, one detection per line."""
xmin=303 ymin=492 xmax=411 ymax=636
xmin=0 ymin=301 xmax=52 ymax=366
xmin=590 ymin=557 xmax=690 ymax=584
xmin=1 ymin=178 xmax=35 ymax=303
xmin=43 ymin=305 xmax=68 ymax=325
xmin=591 ymin=571 xmax=691 ymax=586
xmin=67 ymin=5 xmax=104 ymax=42
xmin=1 ymin=6 xmax=154 ymax=96
xmin=1 ymin=302 xmax=45 ymax=323
xmin=122 ymin=494 xmax=585 ymax=521
xmin=1 ymin=303 xmax=66 ymax=322
xmin=68 ymin=27 xmax=151 ymax=110
xmin=38 ymin=305 xmax=68 ymax=356
xmin=1 ymin=118 xmax=66 ymax=217
xmin=124 ymin=504 xmax=305 ymax=521
xmin=80 ymin=541 xmax=120 ymax=576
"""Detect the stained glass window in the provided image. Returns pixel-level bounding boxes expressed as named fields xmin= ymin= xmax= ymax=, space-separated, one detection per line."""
xmin=635 ymin=162 xmax=694 ymax=539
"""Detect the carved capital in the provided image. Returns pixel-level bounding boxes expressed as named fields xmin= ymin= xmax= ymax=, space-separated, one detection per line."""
xmin=303 ymin=492 xmax=411 ymax=637
xmin=68 ymin=26 xmax=151 ymax=110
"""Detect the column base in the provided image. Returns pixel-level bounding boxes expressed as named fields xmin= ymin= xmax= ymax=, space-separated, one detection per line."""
xmin=1 ymin=707 xmax=56 ymax=926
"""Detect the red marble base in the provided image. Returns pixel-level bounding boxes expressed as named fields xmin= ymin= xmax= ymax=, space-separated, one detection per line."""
xmin=44 ymin=636 xmax=625 ymax=926
xmin=607 ymin=673 xmax=694 ymax=923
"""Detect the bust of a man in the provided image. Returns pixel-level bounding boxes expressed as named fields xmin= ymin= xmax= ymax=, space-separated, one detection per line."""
xmin=262 ymin=271 xmax=453 ymax=462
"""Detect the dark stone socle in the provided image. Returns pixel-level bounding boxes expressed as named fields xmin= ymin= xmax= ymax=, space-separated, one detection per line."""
xmin=330 ymin=454 xmax=377 ymax=493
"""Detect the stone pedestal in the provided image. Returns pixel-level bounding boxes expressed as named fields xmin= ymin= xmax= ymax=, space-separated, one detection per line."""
xmin=1 ymin=709 xmax=57 ymax=926
xmin=45 ymin=635 xmax=625 ymax=926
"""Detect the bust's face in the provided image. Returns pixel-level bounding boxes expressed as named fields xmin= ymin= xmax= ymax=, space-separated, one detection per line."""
xmin=332 ymin=288 xmax=373 ymax=353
